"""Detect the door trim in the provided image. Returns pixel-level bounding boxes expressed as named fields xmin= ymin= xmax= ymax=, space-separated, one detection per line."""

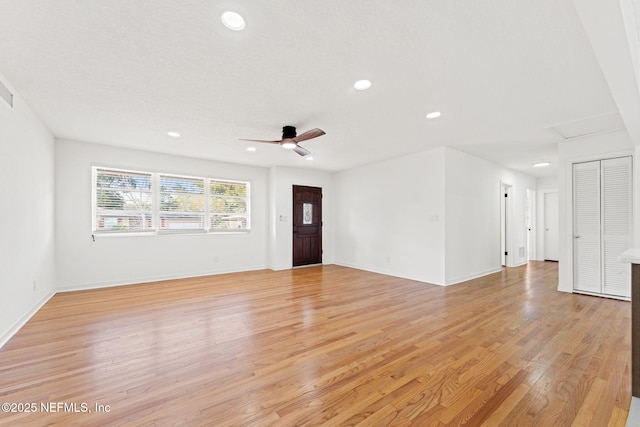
xmin=541 ymin=189 xmax=559 ymax=261
xmin=500 ymin=181 xmax=513 ymax=267
xmin=292 ymin=185 xmax=323 ymax=267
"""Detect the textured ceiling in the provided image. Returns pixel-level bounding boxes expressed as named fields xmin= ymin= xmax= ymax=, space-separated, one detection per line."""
xmin=0 ymin=0 xmax=631 ymax=177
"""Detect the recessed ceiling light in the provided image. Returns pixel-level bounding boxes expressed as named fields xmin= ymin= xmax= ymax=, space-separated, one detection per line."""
xmin=221 ymin=11 xmax=246 ymax=31
xmin=246 ymin=147 xmax=256 ymax=152
xmin=426 ymin=111 xmax=441 ymax=119
xmin=282 ymin=141 xmax=297 ymax=149
xmin=533 ymin=162 xmax=551 ymax=167
xmin=354 ymin=80 xmax=372 ymax=91
xmin=305 ymin=156 xmax=314 ymax=161
xmin=167 ymin=131 xmax=181 ymax=138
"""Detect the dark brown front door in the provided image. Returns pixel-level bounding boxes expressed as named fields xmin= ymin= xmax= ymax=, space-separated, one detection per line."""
xmin=292 ymin=185 xmax=322 ymax=267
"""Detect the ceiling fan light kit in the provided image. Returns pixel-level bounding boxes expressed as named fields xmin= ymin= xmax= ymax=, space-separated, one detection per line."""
xmin=282 ymin=141 xmax=297 ymax=149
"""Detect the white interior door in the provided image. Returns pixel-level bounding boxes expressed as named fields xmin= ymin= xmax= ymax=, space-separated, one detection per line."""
xmin=543 ymin=192 xmax=558 ymax=261
xmin=573 ymin=161 xmax=602 ymax=294
xmin=601 ymin=157 xmax=632 ymax=297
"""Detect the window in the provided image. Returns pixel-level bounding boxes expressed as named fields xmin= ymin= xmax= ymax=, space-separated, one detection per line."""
xmin=160 ymin=174 xmax=205 ymax=232
xmin=92 ymin=167 xmax=250 ymax=235
xmin=94 ymin=168 xmax=154 ymax=233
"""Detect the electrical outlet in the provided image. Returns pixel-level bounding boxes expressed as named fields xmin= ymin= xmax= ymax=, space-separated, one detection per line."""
xmin=32 ymin=280 xmax=37 ymax=291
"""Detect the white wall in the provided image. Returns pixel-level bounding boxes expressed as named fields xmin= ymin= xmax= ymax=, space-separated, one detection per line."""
xmin=55 ymin=140 xmax=269 ymax=290
xmin=537 ymin=176 xmax=558 ymax=188
xmin=333 ymin=148 xmax=446 ymax=284
xmin=0 ymin=75 xmax=56 ymax=346
xmin=444 ymin=148 xmax=536 ymax=284
xmin=557 ymin=129 xmax=634 ymax=292
xmin=269 ymin=166 xmax=333 ymax=270
xmin=332 ymin=146 xmax=535 ymax=286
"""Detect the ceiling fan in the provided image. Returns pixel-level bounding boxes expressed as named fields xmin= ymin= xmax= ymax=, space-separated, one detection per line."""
xmin=240 ymin=126 xmax=325 ymax=157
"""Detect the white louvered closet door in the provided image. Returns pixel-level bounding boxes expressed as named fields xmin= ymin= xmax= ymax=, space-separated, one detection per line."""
xmin=573 ymin=157 xmax=632 ymax=298
xmin=601 ymin=157 xmax=632 ymax=297
xmin=573 ymin=161 xmax=602 ymax=294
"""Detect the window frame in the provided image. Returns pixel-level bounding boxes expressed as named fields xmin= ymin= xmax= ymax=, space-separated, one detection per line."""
xmin=91 ymin=166 xmax=251 ymax=236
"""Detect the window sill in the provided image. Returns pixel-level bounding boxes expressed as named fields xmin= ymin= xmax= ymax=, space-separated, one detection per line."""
xmin=92 ymin=230 xmax=251 ymax=238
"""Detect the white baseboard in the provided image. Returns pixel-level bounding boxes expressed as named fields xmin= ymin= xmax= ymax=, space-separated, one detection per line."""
xmin=444 ymin=267 xmax=503 ymax=286
xmin=332 ymin=261 xmax=445 ymax=286
xmin=269 ymin=262 xmax=331 ymax=271
xmin=56 ymin=265 xmax=267 ymax=292
xmin=0 ymin=290 xmax=55 ymax=350
xmin=572 ymin=289 xmax=631 ymax=301
xmin=333 ymin=262 xmax=504 ymax=287
xmin=510 ymin=260 xmax=529 ymax=268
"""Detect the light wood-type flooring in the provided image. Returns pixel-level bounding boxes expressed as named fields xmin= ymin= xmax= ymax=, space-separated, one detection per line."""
xmin=0 ymin=262 xmax=631 ymax=426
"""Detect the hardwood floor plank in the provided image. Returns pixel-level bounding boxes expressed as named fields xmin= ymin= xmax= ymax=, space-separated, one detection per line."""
xmin=0 ymin=262 xmax=631 ymax=426
xmin=571 ymin=377 xmax=607 ymax=427
xmin=451 ymin=369 xmax=529 ymax=426
xmin=608 ymin=406 xmax=630 ymax=427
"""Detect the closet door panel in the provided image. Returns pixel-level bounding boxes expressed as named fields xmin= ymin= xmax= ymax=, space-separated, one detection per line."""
xmin=602 ymin=157 xmax=632 ymax=297
xmin=573 ymin=161 xmax=602 ymax=293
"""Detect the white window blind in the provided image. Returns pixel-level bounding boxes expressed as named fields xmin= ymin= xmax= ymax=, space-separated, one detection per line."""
xmin=210 ymin=180 xmax=250 ymax=231
xmin=94 ymin=168 xmax=154 ymax=233
xmin=92 ymin=167 xmax=251 ymax=235
xmin=159 ymin=174 xmax=206 ymax=233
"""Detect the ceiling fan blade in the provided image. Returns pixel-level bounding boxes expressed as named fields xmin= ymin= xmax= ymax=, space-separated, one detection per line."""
xmin=239 ymin=138 xmax=283 ymax=144
xmin=293 ymin=128 xmax=325 ymax=143
xmin=293 ymin=145 xmax=311 ymax=157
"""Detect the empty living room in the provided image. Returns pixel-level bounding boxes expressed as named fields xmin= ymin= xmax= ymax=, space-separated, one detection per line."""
xmin=2 ymin=1 xmax=640 ymax=426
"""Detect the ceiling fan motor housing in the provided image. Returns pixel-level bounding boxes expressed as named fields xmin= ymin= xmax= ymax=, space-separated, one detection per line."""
xmin=282 ymin=126 xmax=297 ymax=139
